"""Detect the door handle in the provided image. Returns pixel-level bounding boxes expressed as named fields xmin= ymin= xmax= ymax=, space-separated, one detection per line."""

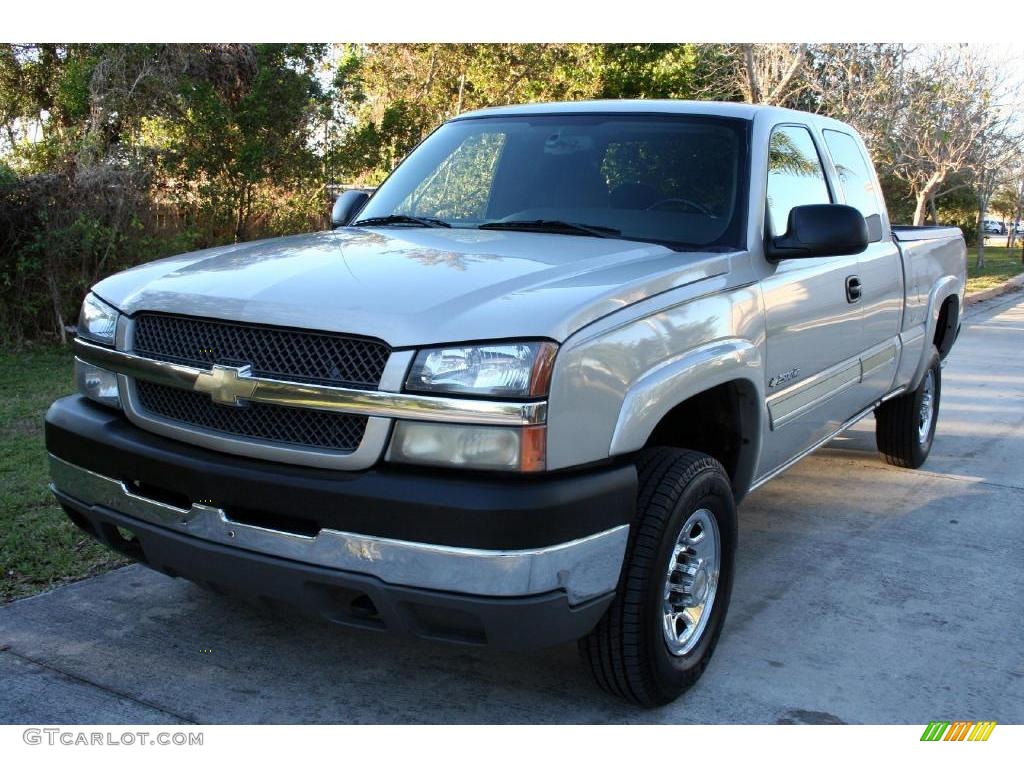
xmin=846 ymin=275 xmax=862 ymax=303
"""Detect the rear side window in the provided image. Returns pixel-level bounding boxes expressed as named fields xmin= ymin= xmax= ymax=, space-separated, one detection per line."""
xmin=765 ymin=125 xmax=831 ymax=237
xmin=823 ymin=129 xmax=883 ymax=241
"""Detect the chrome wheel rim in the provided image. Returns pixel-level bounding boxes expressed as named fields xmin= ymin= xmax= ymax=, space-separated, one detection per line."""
xmin=918 ymin=369 xmax=935 ymax=444
xmin=662 ymin=508 xmax=720 ymax=656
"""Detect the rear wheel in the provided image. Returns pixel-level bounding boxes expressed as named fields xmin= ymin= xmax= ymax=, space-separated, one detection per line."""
xmin=579 ymin=448 xmax=737 ymax=706
xmin=875 ymin=347 xmax=941 ymax=468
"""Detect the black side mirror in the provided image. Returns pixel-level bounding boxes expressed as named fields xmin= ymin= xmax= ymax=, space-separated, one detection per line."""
xmin=331 ymin=190 xmax=370 ymax=229
xmin=767 ymin=204 xmax=869 ymax=260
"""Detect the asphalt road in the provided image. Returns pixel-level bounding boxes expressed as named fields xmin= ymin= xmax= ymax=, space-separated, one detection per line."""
xmin=2 ymin=292 xmax=1022 ymax=725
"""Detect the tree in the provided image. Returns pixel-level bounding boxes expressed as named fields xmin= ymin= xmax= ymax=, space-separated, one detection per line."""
xmin=334 ymin=44 xmax=602 ymax=183
xmin=716 ymin=43 xmax=808 ymax=106
xmin=802 ymin=44 xmax=907 ymax=151
xmin=143 ymin=44 xmax=330 ymax=241
xmin=969 ymin=136 xmax=1022 ymax=267
xmin=992 ymin=172 xmax=1024 ymax=249
xmin=331 ymin=43 xmax=740 ymax=185
xmin=0 ymin=43 xmax=334 ymax=344
xmin=885 ymin=46 xmax=1020 ymax=227
xmin=593 ymin=44 xmax=712 ymax=100
xmin=0 ymin=44 xmax=96 ymax=171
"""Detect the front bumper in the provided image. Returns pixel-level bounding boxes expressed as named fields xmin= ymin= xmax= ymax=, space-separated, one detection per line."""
xmin=45 ymin=396 xmax=636 ymax=648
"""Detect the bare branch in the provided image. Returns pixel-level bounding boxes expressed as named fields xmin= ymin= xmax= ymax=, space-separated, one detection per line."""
xmin=765 ymin=43 xmax=808 ymax=105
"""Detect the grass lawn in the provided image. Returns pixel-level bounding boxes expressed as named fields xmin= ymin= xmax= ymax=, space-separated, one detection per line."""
xmin=967 ymin=244 xmax=1024 ymax=293
xmin=0 ymin=347 xmax=127 ymax=603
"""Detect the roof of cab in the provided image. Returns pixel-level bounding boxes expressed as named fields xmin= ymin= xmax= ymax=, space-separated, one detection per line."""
xmin=454 ymin=99 xmax=852 ymax=131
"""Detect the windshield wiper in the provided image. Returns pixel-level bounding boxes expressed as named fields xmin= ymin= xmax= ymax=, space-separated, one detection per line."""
xmin=353 ymin=214 xmax=451 ymax=228
xmin=477 ymin=219 xmax=621 ymax=239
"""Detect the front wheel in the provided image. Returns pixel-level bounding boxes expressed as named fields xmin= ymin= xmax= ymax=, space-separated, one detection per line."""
xmin=579 ymin=448 xmax=737 ymax=706
xmin=875 ymin=347 xmax=941 ymax=469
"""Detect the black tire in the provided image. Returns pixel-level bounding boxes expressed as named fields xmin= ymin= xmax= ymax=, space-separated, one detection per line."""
xmin=579 ymin=448 xmax=737 ymax=706
xmin=875 ymin=346 xmax=941 ymax=469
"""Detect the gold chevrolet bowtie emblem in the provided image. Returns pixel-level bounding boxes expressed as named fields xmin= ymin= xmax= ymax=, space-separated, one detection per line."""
xmin=193 ymin=364 xmax=257 ymax=406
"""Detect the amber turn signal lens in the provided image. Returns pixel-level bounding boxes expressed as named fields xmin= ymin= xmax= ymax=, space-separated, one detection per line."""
xmin=519 ymin=425 xmax=547 ymax=472
xmin=528 ymin=343 xmax=558 ymax=398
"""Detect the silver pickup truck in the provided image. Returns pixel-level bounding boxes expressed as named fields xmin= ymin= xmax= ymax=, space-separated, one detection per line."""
xmin=47 ymin=100 xmax=965 ymax=705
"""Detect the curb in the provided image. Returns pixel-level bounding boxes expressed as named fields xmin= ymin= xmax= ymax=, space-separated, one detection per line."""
xmin=964 ymin=272 xmax=1024 ymax=306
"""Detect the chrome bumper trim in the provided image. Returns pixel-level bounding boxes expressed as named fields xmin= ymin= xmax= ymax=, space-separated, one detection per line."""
xmin=73 ymin=338 xmax=547 ymax=427
xmin=48 ymin=455 xmax=627 ymax=605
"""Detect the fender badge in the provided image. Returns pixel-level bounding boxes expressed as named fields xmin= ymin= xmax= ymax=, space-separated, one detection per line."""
xmin=769 ymin=368 xmax=800 ymax=388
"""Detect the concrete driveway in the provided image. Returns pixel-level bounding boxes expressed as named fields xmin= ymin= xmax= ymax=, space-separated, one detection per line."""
xmin=2 ymin=293 xmax=1022 ymax=725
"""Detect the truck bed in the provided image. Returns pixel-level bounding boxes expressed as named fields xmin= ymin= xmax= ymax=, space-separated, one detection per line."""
xmin=892 ymin=225 xmax=967 ymax=337
xmin=892 ymin=225 xmax=964 ymax=242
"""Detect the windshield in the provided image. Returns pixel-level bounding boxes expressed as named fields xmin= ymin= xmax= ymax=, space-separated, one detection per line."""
xmin=354 ymin=113 xmax=750 ymax=251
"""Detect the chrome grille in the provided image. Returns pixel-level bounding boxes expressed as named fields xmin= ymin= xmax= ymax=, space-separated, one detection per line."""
xmin=133 ymin=314 xmax=390 ymax=388
xmin=136 ymin=380 xmax=368 ymax=451
xmin=129 ymin=314 xmax=388 ymax=453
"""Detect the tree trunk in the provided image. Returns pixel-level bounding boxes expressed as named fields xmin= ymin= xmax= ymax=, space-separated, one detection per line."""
xmin=234 ymin=182 xmax=249 ymax=242
xmin=913 ymin=172 xmax=946 ymax=226
xmin=1011 ymin=178 xmax=1024 ymax=251
xmin=743 ymin=45 xmax=762 ymax=103
xmin=913 ymin=192 xmax=935 ymax=227
xmin=455 ymin=72 xmax=466 ymax=115
xmin=422 ymin=47 xmax=437 ymax=97
xmin=47 ymin=270 xmax=66 ymax=345
xmin=913 ymin=194 xmax=928 ymax=227
xmin=976 ymin=197 xmax=986 ymax=270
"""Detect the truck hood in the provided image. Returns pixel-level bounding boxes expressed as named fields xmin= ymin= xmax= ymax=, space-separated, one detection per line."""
xmin=94 ymin=227 xmax=730 ymax=347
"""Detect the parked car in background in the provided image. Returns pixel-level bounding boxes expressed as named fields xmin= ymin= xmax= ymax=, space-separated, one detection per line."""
xmin=47 ymin=101 xmax=967 ymax=706
xmin=983 ymin=218 xmax=1005 ymax=235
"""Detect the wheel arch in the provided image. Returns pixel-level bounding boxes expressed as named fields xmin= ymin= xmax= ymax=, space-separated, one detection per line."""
xmin=933 ymin=293 xmax=959 ymax=360
xmin=608 ymin=339 xmax=764 ymax=501
xmin=910 ymin=276 xmax=961 ymax=389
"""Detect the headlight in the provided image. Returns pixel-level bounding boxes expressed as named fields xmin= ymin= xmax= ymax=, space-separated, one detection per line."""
xmin=388 ymin=422 xmax=546 ymax=472
xmin=77 ymin=293 xmax=119 ymax=345
xmin=406 ymin=341 xmax=557 ymax=398
xmin=75 ymin=359 xmax=122 ymax=409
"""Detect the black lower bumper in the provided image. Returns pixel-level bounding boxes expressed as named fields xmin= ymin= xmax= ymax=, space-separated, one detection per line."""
xmin=55 ymin=491 xmax=614 ymax=649
xmin=45 ymin=396 xmax=635 ymax=648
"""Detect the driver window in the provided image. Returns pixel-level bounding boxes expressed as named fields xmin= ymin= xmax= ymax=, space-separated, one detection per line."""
xmin=766 ymin=125 xmax=831 ymax=237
